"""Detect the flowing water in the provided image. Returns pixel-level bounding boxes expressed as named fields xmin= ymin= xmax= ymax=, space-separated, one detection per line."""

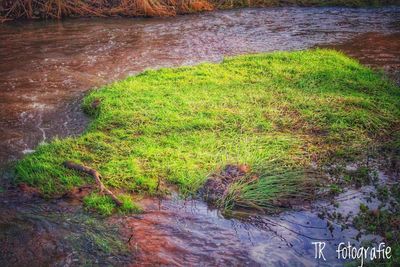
xmin=119 ymin=167 xmax=394 ymax=266
xmin=0 ymin=6 xmax=399 ymax=267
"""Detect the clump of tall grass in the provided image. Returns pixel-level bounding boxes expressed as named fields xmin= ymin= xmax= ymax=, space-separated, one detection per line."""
xmin=220 ymin=166 xmax=322 ymax=213
xmin=0 ymin=0 xmax=213 ymax=22
xmin=83 ymin=192 xmax=143 ymax=215
xmin=1 ymin=0 xmax=398 ymax=22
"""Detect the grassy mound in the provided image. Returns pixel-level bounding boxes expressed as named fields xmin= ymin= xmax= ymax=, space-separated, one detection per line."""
xmin=15 ymin=50 xmax=400 ymax=211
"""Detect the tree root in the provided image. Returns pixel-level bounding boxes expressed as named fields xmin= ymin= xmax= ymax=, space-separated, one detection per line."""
xmin=63 ymin=161 xmax=122 ymax=206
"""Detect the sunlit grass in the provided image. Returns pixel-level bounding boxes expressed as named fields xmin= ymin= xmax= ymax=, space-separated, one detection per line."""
xmin=221 ymin=167 xmax=321 ymax=212
xmin=83 ymin=193 xmax=142 ymax=215
xmin=15 ymin=49 xmax=400 ymax=211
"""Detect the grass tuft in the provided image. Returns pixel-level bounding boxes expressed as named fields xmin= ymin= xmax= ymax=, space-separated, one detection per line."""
xmin=83 ymin=193 xmax=116 ymax=216
xmin=221 ymin=167 xmax=321 ymax=212
xmin=118 ymin=194 xmax=143 ymax=214
xmin=83 ymin=193 xmax=142 ymax=215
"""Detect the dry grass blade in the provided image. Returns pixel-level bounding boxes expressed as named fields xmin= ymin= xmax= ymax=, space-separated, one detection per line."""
xmin=0 ymin=0 xmax=215 ymax=21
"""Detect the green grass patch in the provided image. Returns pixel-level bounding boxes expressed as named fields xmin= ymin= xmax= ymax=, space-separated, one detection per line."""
xmin=15 ymin=49 xmax=400 ymax=210
xmin=83 ymin=193 xmax=142 ymax=215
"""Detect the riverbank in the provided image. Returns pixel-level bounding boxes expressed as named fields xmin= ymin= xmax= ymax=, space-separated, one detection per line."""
xmin=1 ymin=0 xmax=399 ymax=22
xmin=14 ymin=49 xmax=400 ymax=215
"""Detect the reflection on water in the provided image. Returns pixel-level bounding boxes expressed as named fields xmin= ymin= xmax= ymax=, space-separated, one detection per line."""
xmin=120 ymin=167 xmax=391 ymax=267
xmin=0 ymin=6 xmax=399 ymax=165
xmin=0 ymin=166 xmax=394 ymax=266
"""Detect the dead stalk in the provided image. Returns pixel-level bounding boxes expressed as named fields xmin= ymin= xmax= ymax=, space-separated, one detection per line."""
xmin=0 ymin=0 xmax=214 ymax=21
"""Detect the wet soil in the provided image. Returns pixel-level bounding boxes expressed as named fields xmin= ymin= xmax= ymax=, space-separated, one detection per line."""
xmin=201 ymin=164 xmax=250 ymax=205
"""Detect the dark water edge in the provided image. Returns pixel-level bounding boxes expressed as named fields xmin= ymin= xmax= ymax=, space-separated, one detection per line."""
xmin=0 ymin=7 xmax=399 ymax=267
xmin=119 ymin=163 xmax=399 ymax=266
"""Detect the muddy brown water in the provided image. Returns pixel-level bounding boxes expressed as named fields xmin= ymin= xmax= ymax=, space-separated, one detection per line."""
xmin=0 ymin=6 xmax=400 ymax=267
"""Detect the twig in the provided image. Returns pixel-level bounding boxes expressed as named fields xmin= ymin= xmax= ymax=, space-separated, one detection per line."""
xmin=63 ymin=160 xmax=122 ymax=206
xmin=127 ymin=234 xmax=133 ymax=244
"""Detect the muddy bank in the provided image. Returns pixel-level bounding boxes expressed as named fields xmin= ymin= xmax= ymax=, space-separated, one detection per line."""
xmin=1 ymin=6 xmax=399 ymax=167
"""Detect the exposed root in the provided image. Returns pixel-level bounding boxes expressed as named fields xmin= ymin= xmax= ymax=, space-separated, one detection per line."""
xmin=63 ymin=160 xmax=122 ymax=206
